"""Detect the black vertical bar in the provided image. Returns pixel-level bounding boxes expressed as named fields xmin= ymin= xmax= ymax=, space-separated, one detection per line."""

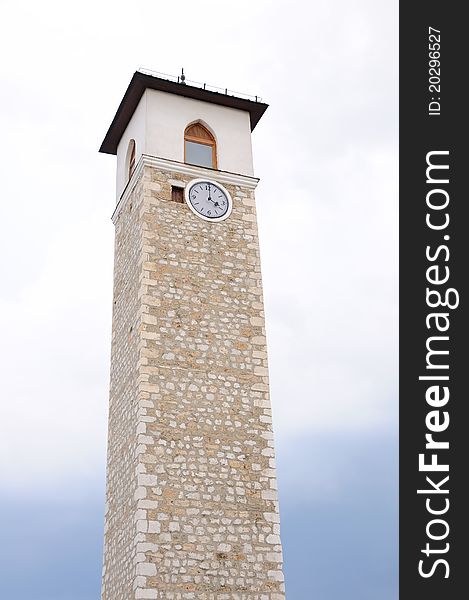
xmin=400 ymin=4 xmax=467 ymax=599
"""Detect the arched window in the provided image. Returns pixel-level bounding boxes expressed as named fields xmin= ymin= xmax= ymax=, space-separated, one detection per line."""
xmin=184 ymin=123 xmax=217 ymax=169
xmin=127 ymin=139 xmax=136 ymax=181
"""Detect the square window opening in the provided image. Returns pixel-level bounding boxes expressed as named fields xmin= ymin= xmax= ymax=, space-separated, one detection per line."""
xmin=171 ymin=186 xmax=184 ymax=203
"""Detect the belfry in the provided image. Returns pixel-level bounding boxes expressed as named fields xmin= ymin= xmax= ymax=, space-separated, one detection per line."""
xmin=99 ymin=70 xmax=285 ymax=599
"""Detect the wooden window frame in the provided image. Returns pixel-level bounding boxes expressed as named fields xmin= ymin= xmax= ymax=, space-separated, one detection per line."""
xmin=128 ymin=140 xmax=136 ymax=181
xmin=184 ymin=124 xmax=217 ymax=169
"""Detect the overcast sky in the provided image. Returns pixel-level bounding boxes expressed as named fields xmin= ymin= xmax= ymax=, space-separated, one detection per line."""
xmin=0 ymin=1 xmax=397 ymax=598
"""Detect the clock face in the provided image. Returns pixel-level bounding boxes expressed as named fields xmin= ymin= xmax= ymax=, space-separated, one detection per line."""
xmin=185 ymin=179 xmax=232 ymax=222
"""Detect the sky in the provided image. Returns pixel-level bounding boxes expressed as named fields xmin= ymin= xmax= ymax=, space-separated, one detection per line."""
xmin=0 ymin=1 xmax=398 ymax=598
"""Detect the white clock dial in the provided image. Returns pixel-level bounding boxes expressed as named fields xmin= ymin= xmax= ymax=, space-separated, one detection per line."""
xmin=185 ymin=178 xmax=232 ymax=222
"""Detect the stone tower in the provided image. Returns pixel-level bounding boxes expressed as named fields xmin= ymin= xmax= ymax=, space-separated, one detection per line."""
xmin=99 ymin=70 xmax=285 ymax=600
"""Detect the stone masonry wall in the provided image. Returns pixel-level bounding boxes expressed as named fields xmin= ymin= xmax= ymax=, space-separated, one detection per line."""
xmin=103 ymin=163 xmax=285 ymax=600
xmin=102 ymin=172 xmax=146 ymax=600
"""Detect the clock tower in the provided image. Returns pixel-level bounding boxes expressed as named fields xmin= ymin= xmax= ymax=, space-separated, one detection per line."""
xmin=99 ymin=70 xmax=285 ymax=600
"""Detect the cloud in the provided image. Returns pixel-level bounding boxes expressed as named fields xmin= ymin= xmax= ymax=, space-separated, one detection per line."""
xmin=0 ymin=431 xmax=397 ymax=600
xmin=0 ymin=0 xmax=396 ymax=500
xmin=0 ymin=3 xmax=397 ymax=598
xmin=0 ymin=209 xmax=112 ymax=490
xmin=277 ymin=431 xmax=398 ymax=599
xmin=259 ymin=142 xmax=398 ymax=435
xmin=0 ymin=485 xmax=104 ymax=600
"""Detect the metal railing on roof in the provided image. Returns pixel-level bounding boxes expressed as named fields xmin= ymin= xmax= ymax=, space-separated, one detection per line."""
xmin=137 ymin=68 xmax=263 ymax=103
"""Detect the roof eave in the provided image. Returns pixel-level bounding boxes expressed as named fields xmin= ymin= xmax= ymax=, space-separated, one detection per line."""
xmin=99 ymin=71 xmax=268 ymax=155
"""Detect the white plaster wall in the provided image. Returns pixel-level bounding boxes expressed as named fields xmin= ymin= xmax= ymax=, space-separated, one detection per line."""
xmin=116 ymin=88 xmax=255 ymax=199
xmin=146 ymin=88 xmax=254 ymax=178
xmin=116 ymin=93 xmax=147 ymax=198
